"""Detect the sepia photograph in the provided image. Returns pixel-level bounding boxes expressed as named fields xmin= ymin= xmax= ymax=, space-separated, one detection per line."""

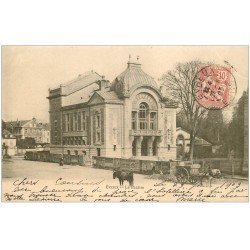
xmin=1 ymin=1 xmax=250 ymax=250
xmin=1 ymin=46 xmax=248 ymax=202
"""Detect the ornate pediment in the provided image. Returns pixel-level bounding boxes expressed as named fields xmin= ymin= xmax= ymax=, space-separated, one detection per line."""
xmin=87 ymin=92 xmax=104 ymax=105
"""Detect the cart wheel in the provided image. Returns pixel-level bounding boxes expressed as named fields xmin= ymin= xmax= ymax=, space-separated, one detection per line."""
xmin=189 ymin=176 xmax=198 ymax=184
xmin=176 ymin=168 xmax=189 ymax=185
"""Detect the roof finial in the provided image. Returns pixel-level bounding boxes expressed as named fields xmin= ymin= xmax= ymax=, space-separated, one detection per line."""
xmin=129 ymin=54 xmax=131 ymax=62
xmin=137 ymin=56 xmax=140 ymax=61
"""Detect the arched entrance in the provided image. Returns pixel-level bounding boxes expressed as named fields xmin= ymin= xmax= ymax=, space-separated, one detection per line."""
xmin=152 ymin=138 xmax=158 ymax=156
xmin=132 ymin=139 xmax=137 ymax=156
xmin=141 ymin=137 xmax=148 ymax=156
xmin=176 ymin=134 xmax=185 ymax=159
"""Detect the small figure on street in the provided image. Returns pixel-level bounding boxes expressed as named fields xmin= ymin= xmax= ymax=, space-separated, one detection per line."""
xmin=151 ymin=166 xmax=156 ymax=175
xmin=59 ymin=157 xmax=64 ymax=166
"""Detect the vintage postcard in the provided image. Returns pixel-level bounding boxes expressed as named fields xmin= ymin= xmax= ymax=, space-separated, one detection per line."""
xmin=1 ymin=46 xmax=249 ymax=202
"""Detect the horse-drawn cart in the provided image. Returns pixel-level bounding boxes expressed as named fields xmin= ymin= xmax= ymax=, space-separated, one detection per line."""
xmin=174 ymin=161 xmax=203 ymax=185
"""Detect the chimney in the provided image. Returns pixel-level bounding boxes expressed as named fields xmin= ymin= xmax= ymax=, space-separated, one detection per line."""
xmin=127 ymin=55 xmax=141 ymax=69
xmin=97 ymin=76 xmax=110 ymax=90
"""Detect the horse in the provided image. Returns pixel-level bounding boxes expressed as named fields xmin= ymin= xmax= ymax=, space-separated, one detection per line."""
xmin=113 ymin=170 xmax=134 ymax=186
xmin=198 ymin=164 xmax=221 ymax=187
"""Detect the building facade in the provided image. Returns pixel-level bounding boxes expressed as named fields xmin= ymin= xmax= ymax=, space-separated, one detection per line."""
xmin=48 ymin=59 xmax=177 ymax=160
xmin=2 ymin=129 xmax=17 ymax=156
xmin=5 ymin=118 xmax=50 ymax=144
xmin=176 ymin=127 xmax=212 ymax=159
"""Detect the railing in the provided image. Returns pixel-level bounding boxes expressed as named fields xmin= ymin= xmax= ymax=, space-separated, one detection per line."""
xmin=129 ymin=129 xmax=162 ymax=136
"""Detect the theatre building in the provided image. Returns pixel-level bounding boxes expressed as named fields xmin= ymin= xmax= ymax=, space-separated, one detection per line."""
xmin=48 ymin=59 xmax=177 ymax=161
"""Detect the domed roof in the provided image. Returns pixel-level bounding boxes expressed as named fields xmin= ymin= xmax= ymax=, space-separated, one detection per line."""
xmin=111 ymin=59 xmax=158 ymax=98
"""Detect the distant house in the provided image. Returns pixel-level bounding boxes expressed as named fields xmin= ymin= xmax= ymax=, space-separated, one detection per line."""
xmin=176 ymin=127 xmax=212 ymax=159
xmin=5 ymin=118 xmax=50 ymax=144
xmin=2 ymin=129 xmax=17 ymax=156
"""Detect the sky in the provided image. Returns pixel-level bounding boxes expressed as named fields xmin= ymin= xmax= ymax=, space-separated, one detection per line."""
xmin=2 ymin=46 xmax=248 ymax=122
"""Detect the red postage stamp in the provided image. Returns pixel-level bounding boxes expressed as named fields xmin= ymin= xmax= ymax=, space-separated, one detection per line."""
xmin=195 ymin=65 xmax=237 ymax=109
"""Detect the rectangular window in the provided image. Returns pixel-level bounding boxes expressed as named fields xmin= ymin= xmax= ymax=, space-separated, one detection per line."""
xmin=69 ymin=113 xmax=73 ymax=131
xmin=139 ymin=122 xmax=147 ymax=130
xmin=66 ymin=114 xmax=70 ymax=132
xmin=97 ymin=132 xmax=101 ymax=142
xmin=97 ymin=115 xmax=100 ymax=128
xmin=132 ymin=111 xmax=137 ymax=130
xmin=63 ymin=114 xmax=66 ymax=132
xmin=78 ymin=112 xmax=81 ymax=131
xmin=150 ymin=112 xmax=156 ymax=130
xmin=138 ymin=107 xmax=147 ymax=130
xmin=82 ymin=111 xmax=86 ymax=131
xmin=73 ymin=113 xmax=77 ymax=131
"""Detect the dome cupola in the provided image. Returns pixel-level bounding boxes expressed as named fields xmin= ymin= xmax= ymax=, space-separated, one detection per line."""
xmin=111 ymin=56 xmax=159 ymax=98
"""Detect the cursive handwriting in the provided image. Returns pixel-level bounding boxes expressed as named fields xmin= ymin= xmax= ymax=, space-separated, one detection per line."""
xmin=3 ymin=177 xmax=248 ymax=202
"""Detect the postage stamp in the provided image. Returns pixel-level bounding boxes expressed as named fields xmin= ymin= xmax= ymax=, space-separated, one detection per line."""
xmin=195 ymin=65 xmax=237 ymax=109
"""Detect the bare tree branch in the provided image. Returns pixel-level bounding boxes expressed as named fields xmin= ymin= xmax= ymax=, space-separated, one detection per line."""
xmin=160 ymin=60 xmax=208 ymax=160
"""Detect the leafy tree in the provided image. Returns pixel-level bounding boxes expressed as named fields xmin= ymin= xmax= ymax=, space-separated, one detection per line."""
xmin=200 ymin=109 xmax=224 ymax=145
xmin=2 ymin=120 xmax=6 ymax=133
xmin=17 ymin=137 xmax=36 ymax=149
xmin=227 ymin=91 xmax=248 ymax=158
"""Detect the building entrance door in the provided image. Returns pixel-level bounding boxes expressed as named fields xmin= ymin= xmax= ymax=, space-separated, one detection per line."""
xmin=132 ymin=139 xmax=137 ymax=156
xmin=152 ymin=138 xmax=158 ymax=156
xmin=97 ymin=148 xmax=101 ymax=156
xmin=141 ymin=137 xmax=148 ymax=156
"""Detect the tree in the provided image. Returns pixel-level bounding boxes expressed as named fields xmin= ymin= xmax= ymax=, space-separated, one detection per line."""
xmin=17 ymin=137 xmax=36 ymax=149
xmin=176 ymin=110 xmax=189 ymax=129
xmin=2 ymin=120 xmax=6 ymax=133
xmin=200 ymin=109 xmax=224 ymax=145
xmin=227 ymin=91 xmax=247 ymax=158
xmin=161 ymin=61 xmax=207 ymax=161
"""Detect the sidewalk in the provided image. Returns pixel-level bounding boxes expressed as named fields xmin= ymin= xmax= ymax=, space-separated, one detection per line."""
xmin=223 ymin=174 xmax=248 ymax=181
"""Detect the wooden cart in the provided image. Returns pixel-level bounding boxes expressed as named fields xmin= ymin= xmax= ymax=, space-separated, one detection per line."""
xmin=175 ymin=162 xmax=202 ymax=185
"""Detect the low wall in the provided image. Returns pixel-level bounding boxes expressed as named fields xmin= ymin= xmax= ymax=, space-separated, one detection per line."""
xmin=93 ymin=157 xmax=245 ymax=176
xmin=93 ymin=156 xmax=171 ymax=175
xmin=194 ymin=158 xmax=244 ymax=175
xmin=24 ymin=152 xmax=245 ymax=176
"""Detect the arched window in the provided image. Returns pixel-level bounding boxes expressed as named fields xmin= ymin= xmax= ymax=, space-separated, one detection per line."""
xmin=131 ymin=94 xmax=158 ymax=131
xmin=138 ymin=102 xmax=148 ymax=130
